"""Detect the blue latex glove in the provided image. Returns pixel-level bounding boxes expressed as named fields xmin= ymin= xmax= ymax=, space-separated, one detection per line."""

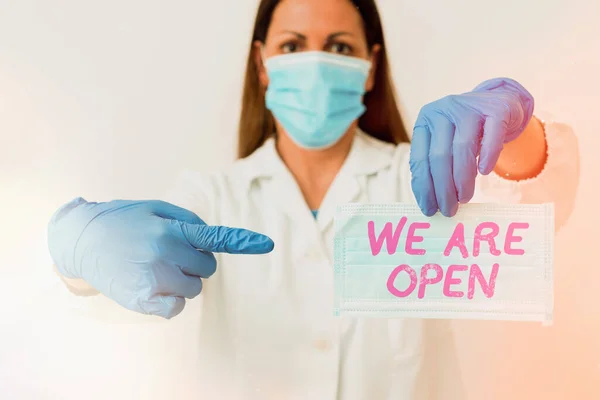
xmin=48 ymin=198 xmax=274 ymax=318
xmin=409 ymin=77 xmax=534 ymax=217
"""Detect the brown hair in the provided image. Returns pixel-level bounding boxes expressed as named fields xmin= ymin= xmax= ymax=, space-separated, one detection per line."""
xmin=237 ymin=0 xmax=410 ymax=159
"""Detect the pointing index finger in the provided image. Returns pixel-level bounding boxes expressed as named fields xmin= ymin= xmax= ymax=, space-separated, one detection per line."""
xmin=181 ymin=223 xmax=275 ymax=254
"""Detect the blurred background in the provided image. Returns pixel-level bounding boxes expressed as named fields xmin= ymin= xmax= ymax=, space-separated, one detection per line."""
xmin=0 ymin=0 xmax=598 ymax=398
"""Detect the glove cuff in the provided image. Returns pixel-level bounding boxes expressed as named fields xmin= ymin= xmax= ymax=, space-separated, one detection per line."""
xmin=47 ymin=197 xmax=91 ymax=279
xmin=472 ymin=77 xmax=535 ymax=142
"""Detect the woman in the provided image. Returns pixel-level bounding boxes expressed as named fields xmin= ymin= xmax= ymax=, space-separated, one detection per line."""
xmin=48 ymin=0 xmax=577 ymax=398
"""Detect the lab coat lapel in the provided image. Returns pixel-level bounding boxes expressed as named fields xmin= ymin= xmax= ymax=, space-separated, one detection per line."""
xmin=315 ymin=162 xmax=362 ymax=234
xmin=270 ymin=171 xmax=319 ymax=229
xmin=244 ymin=131 xmax=394 ymax=235
xmin=316 ymin=130 xmax=392 ymax=233
xmin=250 ymin=138 xmax=323 ymax=233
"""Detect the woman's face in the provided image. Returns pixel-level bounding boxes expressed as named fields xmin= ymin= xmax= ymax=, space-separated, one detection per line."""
xmin=255 ymin=0 xmax=379 ymax=91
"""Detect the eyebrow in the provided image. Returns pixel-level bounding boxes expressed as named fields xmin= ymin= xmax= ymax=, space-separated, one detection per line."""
xmin=327 ymin=32 xmax=354 ymax=40
xmin=277 ymin=31 xmax=355 ymax=40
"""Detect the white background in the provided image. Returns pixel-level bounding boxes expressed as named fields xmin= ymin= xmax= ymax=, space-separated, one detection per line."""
xmin=0 ymin=0 xmax=599 ymax=399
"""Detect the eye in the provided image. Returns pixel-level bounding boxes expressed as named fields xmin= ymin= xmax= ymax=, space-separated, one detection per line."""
xmin=329 ymin=42 xmax=353 ymax=55
xmin=281 ymin=42 xmax=299 ymax=53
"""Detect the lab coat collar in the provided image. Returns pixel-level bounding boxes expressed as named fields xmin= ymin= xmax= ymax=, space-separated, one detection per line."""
xmin=239 ymin=129 xmax=396 ymax=234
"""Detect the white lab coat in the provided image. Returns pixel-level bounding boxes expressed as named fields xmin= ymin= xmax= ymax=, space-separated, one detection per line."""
xmin=54 ymin=119 xmax=577 ymax=400
xmin=160 ymin=120 xmax=576 ymax=400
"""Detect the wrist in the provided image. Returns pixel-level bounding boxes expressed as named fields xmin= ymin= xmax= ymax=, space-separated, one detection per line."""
xmin=47 ymin=197 xmax=91 ymax=279
xmin=53 ymin=264 xmax=99 ymax=296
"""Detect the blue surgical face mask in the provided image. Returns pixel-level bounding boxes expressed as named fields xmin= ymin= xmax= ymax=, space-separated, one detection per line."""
xmin=264 ymin=51 xmax=372 ymax=150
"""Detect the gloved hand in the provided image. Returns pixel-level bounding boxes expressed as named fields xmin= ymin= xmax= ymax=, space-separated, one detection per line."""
xmin=48 ymin=198 xmax=274 ymax=318
xmin=409 ymin=77 xmax=535 ymax=217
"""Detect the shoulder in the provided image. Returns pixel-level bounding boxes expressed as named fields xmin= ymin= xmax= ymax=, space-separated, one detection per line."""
xmin=168 ymin=138 xmax=277 ymax=204
xmin=352 ymin=129 xmax=411 ymax=174
xmin=219 ymin=138 xmax=279 ymax=191
xmin=356 ymin=129 xmax=410 ymax=159
xmin=354 ymin=130 xmax=413 ymax=202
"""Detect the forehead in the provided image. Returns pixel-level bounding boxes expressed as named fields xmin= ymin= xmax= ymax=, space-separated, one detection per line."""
xmin=268 ymin=0 xmax=364 ymax=35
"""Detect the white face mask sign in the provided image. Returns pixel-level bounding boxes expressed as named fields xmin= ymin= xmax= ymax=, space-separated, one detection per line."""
xmin=333 ymin=203 xmax=554 ymax=325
